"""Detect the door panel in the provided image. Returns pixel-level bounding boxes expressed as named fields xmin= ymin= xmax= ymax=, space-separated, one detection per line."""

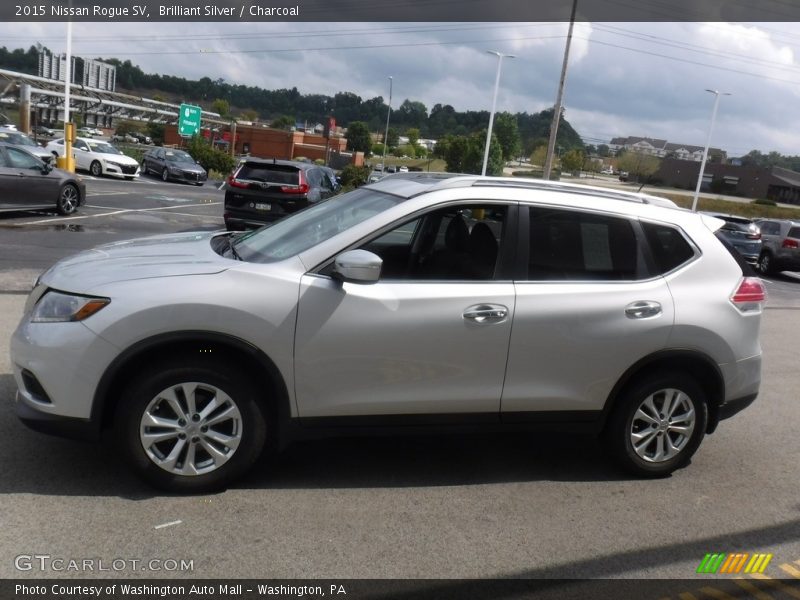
xmin=294 ymin=275 xmax=515 ymax=417
xmin=502 ymin=279 xmax=674 ymax=414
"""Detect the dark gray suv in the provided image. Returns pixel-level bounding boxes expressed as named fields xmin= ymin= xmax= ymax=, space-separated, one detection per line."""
xmin=224 ymin=159 xmax=339 ymax=230
xmin=754 ymin=219 xmax=800 ymax=274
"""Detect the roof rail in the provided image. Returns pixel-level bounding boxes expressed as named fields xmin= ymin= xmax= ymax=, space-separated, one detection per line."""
xmin=469 ymin=177 xmax=666 ymax=204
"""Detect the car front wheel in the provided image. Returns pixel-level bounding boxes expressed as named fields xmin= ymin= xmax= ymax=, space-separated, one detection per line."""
xmin=57 ymin=183 xmax=80 ymax=215
xmin=162 ymin=168 xmax=170 ymax=182
xmin=114 ymin=359 xmax=267 ymax=492
xmin=90 ymin=160 xmax=102 ymax=177
xmin=605 ymin=371 xmax=707 ymax=477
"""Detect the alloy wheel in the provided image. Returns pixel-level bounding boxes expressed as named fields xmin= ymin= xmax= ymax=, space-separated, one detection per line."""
xmin=629 ymin=388 xmax=696 ymax=463
xmin=139 ymin=382 xmax=243 ymax=476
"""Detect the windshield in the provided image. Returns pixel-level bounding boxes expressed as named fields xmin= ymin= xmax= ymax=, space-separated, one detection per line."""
xmin=0 ymin=131 xmax=37 ymax=147
xmin=88 ymin=141 xmax=123 ymax=155
xmin=232 ymin=188 xmax=405 ymax=263
xmin=165 ymin=150 xmax=195 ymax=163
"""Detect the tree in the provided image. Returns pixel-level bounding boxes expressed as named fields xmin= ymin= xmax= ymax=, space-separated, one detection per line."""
xmin=617 ymin=152 xmax=661 ymax=183
xmin=597 ymin=144 xmax=610 ymax=157
xmin=461 ymin=130 xmax=503 ymax=176
xmin=345 ymin=121 xmax=372 ymax=154
xmin=530 ymin=145 xmax=548 ymax=167
xmin=561 ymin=149 xmax=585 ymax=173
xmin=406 ymin=127 xmax=420 ymax=148
xmin=493 ymin=113 xmax=521 ymax=162
xmin=386 ymin=127 xmax=399 ymax=150
xmin=211 ymin=98 xmax=230 ymax=118
xmin=270 ymin=115 xmax=294 ymax=130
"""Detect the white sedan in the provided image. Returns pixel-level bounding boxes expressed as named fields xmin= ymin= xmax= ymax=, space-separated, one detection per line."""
xmin=45 ymin=137 xmax=140 ymax=180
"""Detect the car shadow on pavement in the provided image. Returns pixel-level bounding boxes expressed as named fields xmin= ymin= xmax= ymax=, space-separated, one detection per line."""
xmin=0 ymin=373 xmax=642 ymax=497
xmin=239 ymin=432 xmax=630 ymax=491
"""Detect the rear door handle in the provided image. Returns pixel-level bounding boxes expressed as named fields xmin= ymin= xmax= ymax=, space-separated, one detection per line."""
xmin=625 ymin=301 xmax=662 ymax=319
xmin=463 ymin=304 xmax=508 ymax=323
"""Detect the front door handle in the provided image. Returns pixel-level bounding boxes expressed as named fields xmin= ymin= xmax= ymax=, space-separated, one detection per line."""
xmin=463 ymin=304 xmax=508 ymax=323
xmin=625 ymin=301 xmax=662 ymax=319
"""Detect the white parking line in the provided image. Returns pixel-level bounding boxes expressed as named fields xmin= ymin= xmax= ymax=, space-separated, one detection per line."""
xmin=15 ymin=201 xmax=222 ymax=225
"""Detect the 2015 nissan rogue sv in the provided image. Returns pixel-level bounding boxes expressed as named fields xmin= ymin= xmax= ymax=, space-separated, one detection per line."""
xmin=11 ymin=174 xmax=765 ymax=492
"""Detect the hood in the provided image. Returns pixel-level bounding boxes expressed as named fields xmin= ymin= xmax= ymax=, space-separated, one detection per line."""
xmin=40 ymin=231 xmax=231 ymax=293
xmin=103 ymin=153 xmax=139 ymax=166
xmin=169 ymin=160 xmax=205 ymax=173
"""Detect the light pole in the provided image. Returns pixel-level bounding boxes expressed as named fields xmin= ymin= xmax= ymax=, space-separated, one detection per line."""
xmin=381 ymin=76 xmax=393 ymax=173
xmin=482 ymin=51 xmax=515 ymax=176
xmin=691 ymin=89 xmax=731 ymax=212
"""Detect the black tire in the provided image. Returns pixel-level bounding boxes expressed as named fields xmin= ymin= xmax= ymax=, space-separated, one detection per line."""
xmin=56 ymin=183 xmax=80 ymax=215
xmin=90 ymin=160 xmax=102 ymax=177
xmin=114 ymin=359 xmax=268 ymax=493
xmin=161 ymin=168 xmax=170 ymax=182
xmin=757 ymin=251 xmax=775 ymax=276
xmin=605 ymin=371 xmax=708 ymax=477
xmin=141 ymin=160 xmax=148 ymax=175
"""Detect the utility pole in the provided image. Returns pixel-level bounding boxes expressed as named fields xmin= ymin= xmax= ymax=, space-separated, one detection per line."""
xmin=543 ymin=0 xmax=577 ymax=180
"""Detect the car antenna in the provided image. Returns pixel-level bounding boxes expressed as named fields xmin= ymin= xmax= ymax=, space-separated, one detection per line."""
xmin=637 ymin=183 xmax=646 ymax=193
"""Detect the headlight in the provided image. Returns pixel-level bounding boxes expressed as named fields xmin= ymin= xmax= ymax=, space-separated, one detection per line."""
xmin=31 ymin=291 xmax=110 ymax=323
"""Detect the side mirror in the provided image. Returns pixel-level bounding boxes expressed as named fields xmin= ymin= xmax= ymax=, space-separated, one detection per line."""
xmin=332 ymin=250 xmax=382 ymax=284
xmin=41 ymin=161 xmax=53 ymax=174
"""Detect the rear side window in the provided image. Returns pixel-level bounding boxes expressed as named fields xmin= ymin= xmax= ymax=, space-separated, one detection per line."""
xmin=788 ymin=226 xmax=800 ymax=239
xmin=528 ymin=207 xmax=640 ymax=280
xmin=237 ymin=163 xmax=299 ymax=185
xmin=641 ymin=222 xmax=695 ymax=275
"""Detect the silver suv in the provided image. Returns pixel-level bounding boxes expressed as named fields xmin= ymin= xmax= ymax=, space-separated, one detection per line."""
xmin=11 ymin=175 xmax=765 ymax=492
xmin=754 ymin=218 xmax=800 ymax=275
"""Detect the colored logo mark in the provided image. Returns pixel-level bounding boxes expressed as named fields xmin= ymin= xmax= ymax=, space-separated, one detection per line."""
xmin=697 ymin=553 xmax=773 ymax=574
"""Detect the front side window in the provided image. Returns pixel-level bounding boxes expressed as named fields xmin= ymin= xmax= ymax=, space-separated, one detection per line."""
xmin=359 ymin=204 xmax=507 ymax=281
xmin=6 ymin=147 xmax=42 ymax=169
xmin=528 ymin=207 xmax=640 ymax=281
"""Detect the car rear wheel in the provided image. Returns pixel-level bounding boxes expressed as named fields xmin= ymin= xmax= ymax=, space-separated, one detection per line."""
xmin=162 ymin=168 xmax=169 ymax=182
xmin=605 ymin=371 xmax=707 ymax=477
xmin=757 ymin=251 xmax=774 ymax=275
xmin=57 ymin=184 xmax=80 ymax=215
xmin=114 ymin=359 xmax=267 ymax=492
xmin=90 ymin=160 xmax=102 ymax=177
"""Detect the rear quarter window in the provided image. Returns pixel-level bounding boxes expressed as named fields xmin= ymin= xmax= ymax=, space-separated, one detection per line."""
xmin=788 ymin=226 xmax=800 ymax=239
xmin=641 ymin=222 xmax=696 ymax=275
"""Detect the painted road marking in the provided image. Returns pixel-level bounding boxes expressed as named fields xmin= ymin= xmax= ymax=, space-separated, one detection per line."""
xmin=14 ymin=202 xmax=222 ymax=225
xmin=733 ymin=578 xmax=774 ymax=600
xmin=748 ymin=573 xmax=800 ymax=599
xmin=780 ymin=563 xmax=800 ymax=579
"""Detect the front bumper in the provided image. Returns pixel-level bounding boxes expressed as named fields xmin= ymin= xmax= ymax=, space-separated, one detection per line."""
xmin=15 ymin=392 xmax=101 ymax=441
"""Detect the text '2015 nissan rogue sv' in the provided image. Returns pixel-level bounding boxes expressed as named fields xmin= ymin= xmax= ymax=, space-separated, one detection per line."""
xmin=11 ymin=174 xmax=765 ymax=492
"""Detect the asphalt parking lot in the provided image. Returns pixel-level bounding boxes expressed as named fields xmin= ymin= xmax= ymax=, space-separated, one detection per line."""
xmin=1 ymin=178 xmax=800 ymax=585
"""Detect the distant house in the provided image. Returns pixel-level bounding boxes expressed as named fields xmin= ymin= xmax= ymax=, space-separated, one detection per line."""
xmin=609 ymin=135 xmax=725 ymax=162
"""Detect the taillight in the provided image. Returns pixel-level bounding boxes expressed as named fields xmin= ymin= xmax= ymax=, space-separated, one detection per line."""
xmin=782 ymin=238 xmax=799 ymax=249
xmin=281 ymin=170 xmax=310 ymax=194
xmin=227 ymin=174 xmax=249 ymax=189
xmin=730 ymin=277 xmax=766 ymax=311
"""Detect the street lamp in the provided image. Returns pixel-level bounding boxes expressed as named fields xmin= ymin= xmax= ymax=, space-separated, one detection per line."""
xmin=691 ymin=89 xmax=731 ymax=212
xmin=381 ymin=76 xmax=393 ymax=173
xmin=482 ymin=51 xmax=515 ymax=177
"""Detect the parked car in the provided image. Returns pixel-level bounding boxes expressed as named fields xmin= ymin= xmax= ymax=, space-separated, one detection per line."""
xmin=45 ymin=137 xmax=140 ymax=180
xmin=32 ymin=125 xmax=56 ymax=137
xmin=224 ymin=158 xmax=340 ymax=230
xmin=141 ymin=147 xmax=207 ymax=185
xmin=754 ymin=218 xmax=800 ymax=274
xmin=133 ymin=133 xmax=153 ymax=145
xmin=702 ymin=213 xmax=762 ymax=266
xmin=111 ymin=133 xmax=139 ymax=144
xmin=89 ymin=128 xmax=104 ymax=137
xmin=0 ymin=127 xmax=53 ymax=164
xmin=11 ymin=174 xmax=765 ymax=492
xmin=0 ymin=142 xmax=84 ymax=215
xmin=398 ymin=165 xmax=409 ymax=173
xmin=76 ymin=127 xmax=94 ymax=138
xmin=367 ymin=171 xmax=384 ymax=184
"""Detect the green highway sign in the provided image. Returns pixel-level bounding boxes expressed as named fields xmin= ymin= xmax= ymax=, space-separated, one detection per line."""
xmin=178 ymin=103 xmax=201 ymax=137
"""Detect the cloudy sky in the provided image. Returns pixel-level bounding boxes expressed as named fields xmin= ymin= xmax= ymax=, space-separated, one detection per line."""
xmin=2 ymin=20 xmax=799 ymax=157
